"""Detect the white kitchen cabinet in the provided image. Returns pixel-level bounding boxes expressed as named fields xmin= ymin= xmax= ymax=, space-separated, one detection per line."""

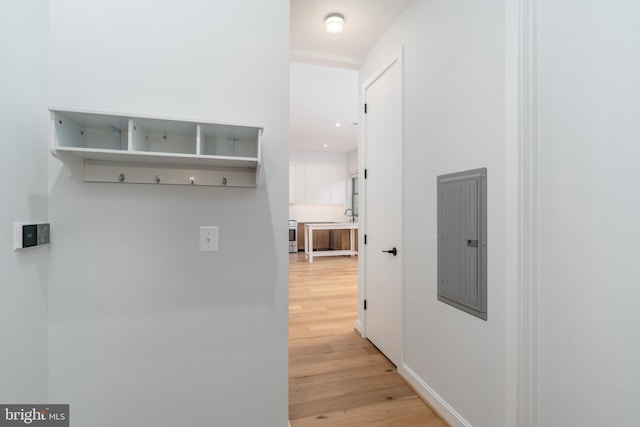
xmin=289 ymin=162 xmax=346 ymax=205
xmin=304 ymin=164 xmax=317 ymax=204
xmin=314 ymin=164 xmax=332 ymax=204
xmin=294 ymin=163 xmax=307 ymax=203
xmin=289 ymin=163 xmax=296 ymax=204
xmin=330 ymin=164 xmax=347 ymax=204
xmin=50 ymin=109 xmax=262 ymax=187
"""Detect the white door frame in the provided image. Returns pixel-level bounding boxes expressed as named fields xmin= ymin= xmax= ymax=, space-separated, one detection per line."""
xmin=505 ymin=0 xmax=538 ymax=425
xmin=357 ymin=48 xmax=404 ymax=364
xmin=515 ymin=0 xmax=538 ymax=425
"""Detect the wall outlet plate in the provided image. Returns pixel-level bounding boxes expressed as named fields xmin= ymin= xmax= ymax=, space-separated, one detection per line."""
xmin=199 ymin=226 xmax=219 ymax=253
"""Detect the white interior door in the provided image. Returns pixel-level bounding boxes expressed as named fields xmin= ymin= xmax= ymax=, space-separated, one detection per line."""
xmin=363 ymin=52 xmax=403 ymax=367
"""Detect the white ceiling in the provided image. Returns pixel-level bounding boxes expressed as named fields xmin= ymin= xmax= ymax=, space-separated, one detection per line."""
xmin=290 ymin=62 xmax=358 ymax=152
xmin=290 ymin=0 xmax=414 ymax=69
xmin=289 ymin=0 xmax=413 ymax=153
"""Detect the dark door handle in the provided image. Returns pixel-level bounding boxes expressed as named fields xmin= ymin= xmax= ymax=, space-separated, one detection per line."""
xmin=382 ymin=247 xmax=397 ymax=256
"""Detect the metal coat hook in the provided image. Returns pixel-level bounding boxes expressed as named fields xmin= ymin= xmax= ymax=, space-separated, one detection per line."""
xmin=189 ymin=177 xmax=195 ymax=185
xmin=222 ymin=177 xmax=228 ymax=186
xmin=155 ymin=175 xmax=161 ymax=183
xmin=118 ymin=173 xmax=125 ymax=182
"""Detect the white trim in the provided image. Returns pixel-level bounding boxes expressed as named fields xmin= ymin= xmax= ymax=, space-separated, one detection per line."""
xmin=354 ymin=319 xmax=364 ymax=336
xmin=399 ymin=364 xmax=473 ymax=427
xmin=361 ymin=53 xmax=401 ymax=92
xmin=290 ymin=48 xmax=362 ymax=70
xmin=505 ymin=0 xmax=521 ymax=424
xmin=398 ymin=46 xmax=406 ymax=371
xmin=517 ymin=0 xmax=538 ymax=425
xmin=357 ymin=78 xmax=366 ymax=337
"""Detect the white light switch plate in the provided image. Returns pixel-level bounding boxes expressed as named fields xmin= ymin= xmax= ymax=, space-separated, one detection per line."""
xmin=199 ymin=226 xmax=219 ymax=252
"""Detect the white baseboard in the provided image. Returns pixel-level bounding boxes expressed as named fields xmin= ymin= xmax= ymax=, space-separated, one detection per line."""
xmin=354 ymin=319 xmax=363 ymax=336
xmin=399 ymin=363 xmax=473 ymax=427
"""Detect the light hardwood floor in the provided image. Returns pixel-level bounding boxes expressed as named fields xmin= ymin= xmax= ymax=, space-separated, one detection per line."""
xmin=289 ymin=253 xmax=447 ymax=426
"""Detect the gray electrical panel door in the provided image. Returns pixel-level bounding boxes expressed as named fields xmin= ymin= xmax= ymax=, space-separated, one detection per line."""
xmin=437 ymin=168 xmax=487 ymax=320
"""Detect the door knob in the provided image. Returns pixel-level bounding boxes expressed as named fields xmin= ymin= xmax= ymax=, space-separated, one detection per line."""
xmin=382 ymin=247 xmax=398 ymax=256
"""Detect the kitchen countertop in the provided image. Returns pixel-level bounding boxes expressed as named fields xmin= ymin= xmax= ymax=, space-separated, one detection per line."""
xmin=303 ymin=222 xmax=358 ymax=229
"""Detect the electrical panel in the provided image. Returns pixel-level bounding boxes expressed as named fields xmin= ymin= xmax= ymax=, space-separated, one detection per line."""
xmin=437 ymin=168 xmax=487 ymax=320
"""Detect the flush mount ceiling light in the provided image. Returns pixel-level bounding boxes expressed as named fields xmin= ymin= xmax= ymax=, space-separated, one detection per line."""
xmin=325 ymin=13 xmax=345 ymax=33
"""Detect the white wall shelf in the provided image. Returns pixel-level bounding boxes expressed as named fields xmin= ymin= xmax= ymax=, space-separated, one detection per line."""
xmin=50 ymin=109 xmax=263 ymax=187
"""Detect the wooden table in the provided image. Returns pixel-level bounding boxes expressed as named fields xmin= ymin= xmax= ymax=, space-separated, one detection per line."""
xmin=304 ymin=222 xmax=358 ymax=263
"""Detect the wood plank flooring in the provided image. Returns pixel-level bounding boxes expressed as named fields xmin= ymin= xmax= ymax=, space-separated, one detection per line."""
xmin=289 ymin=253 xmax=446 ymax=426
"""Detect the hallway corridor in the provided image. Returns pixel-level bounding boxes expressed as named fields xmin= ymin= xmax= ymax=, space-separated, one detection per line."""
xmin=288 ymin=253 xmax=446 ymax=426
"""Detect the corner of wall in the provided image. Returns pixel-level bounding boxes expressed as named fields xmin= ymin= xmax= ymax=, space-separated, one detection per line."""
xmin=0 ymin=0 xmax=50 ymax=403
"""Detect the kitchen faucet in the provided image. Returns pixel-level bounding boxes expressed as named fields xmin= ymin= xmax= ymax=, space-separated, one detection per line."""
xmin=344 ymin=208 xmax=354 ymax=223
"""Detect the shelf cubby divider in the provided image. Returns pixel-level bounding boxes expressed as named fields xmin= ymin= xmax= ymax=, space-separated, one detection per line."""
xmin=129 ymin=118 xmax=149 ymax=152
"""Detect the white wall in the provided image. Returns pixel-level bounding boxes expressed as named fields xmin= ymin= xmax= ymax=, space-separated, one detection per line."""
xmin=47 ymin=1 xmax=289 ymax=426
xmin=289 ymin=205 xmax=346 ymax=223
xmin=359 ymin=1 xmax=515 ymax=426
xmin=536 ymin=1 xmax=640 ymax=425
xmin=0 ymin=0 xmax=50 ymax=403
